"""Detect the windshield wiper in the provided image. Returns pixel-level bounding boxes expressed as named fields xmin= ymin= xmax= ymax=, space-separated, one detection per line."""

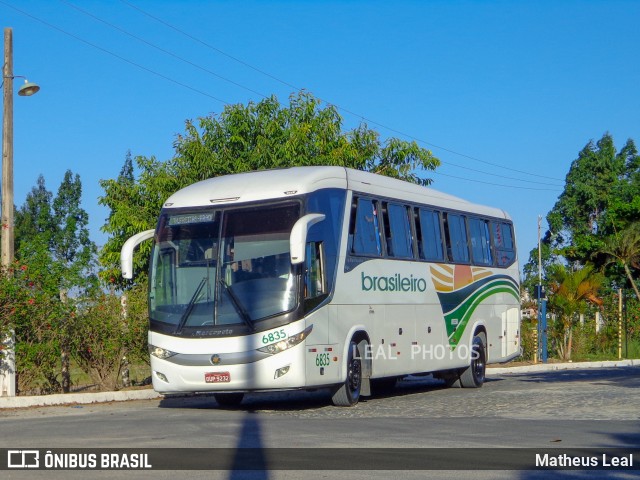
xmin=218 ymin=278 xmax=255 ymax=332
xmin=175 ymin=276 xmax=208 ymax=334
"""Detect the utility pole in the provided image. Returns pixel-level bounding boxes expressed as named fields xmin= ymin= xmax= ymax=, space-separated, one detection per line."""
xmin=0 ymin=28 xmax=39 ymax=397
xmin=618 ymin=289 xmax=623 ymax=360
xmin=537 ymin=215 xmax=547 ymax=363
xmin=1 ymin=28 xmax=15 ymax=397
xmin=2 ymin=27 xmax=14 ymax=269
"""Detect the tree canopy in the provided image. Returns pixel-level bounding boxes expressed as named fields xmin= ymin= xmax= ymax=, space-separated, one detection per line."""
xmin=15 ymin=171 xmax=97 ymax=298
xmin=547 ymin=133 xmax=640 ymax=262
xmin=524 ymin=133 xmax=640 ymax=296
xmin=99 ymin=91 xmax=440 ymax=286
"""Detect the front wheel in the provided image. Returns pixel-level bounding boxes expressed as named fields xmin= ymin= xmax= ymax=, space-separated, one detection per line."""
xmin=459 ymin=333 xmax=486 ymax=388
xmin=331 ymin=341 xmax=363 ymax=407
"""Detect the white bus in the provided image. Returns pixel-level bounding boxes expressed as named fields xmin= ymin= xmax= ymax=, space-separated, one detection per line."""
xmin=121 ymin=166 xmax=521 ymax=407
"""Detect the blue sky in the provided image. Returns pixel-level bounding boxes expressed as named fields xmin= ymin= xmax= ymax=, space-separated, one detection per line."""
xmin=1 ymin=0 xmax=639 ymax=271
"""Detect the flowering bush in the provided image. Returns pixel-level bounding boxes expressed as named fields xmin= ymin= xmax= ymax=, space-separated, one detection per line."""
xmin=1 ymin=264 xmax=150 ymax=394
xmin=1 ymin=264 xmax=68 ymax=394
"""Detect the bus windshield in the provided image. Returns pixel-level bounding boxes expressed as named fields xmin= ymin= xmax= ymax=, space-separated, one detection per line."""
xmin=150 ymin=203 xmax=300 ymax=335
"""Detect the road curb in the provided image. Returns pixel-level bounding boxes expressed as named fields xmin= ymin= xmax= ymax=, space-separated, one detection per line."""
xmin=486 ymin=358 xmax=639 ymax=375
xmin=0 ymin=388 xmax=161 ymax=409
xmin=1 ymin=359 xmax=639 ymax=409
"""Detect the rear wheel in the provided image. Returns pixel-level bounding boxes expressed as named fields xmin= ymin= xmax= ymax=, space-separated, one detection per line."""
xmin=459 ymin=333 xmax=486 ymax=388
xmin=332 ymin=341 xmax=363 ymax=406
xmin=214 ymin=392 xmax=245 ymax=407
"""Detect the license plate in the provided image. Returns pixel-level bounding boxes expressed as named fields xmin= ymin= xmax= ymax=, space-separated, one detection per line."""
xmin=205 ymin=372 xmax=230 ymax=383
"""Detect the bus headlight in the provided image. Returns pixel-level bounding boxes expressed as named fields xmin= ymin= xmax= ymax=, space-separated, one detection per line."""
xmin=149 ymin=345 xmax=177 ymax=360
xmin=257 ymin=325 xmax=313 ymax=356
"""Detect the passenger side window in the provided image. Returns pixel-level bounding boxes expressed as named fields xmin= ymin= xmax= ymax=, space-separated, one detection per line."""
xmin=469 ymin=217 xmax=493 ymax=266
xmin=350 ymin=198 xmax=382 ymax=256
xmin=383 ymin=203 xmax=413 ymax=258
xmin=444 ymin=213 xmax=469 ymax=263
xmin=417 ymin=208 xmax=444 ymax=261
xmin=304 ymin=241 xmax=327 ymax=311
xmin=493 ymin=222 xmax=516 ymax=267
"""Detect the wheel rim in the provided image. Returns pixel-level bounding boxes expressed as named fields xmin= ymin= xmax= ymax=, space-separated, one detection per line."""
xmin=472 ymin=343 xmax=485 ymax=383
xmin=347 ymin=346 xmax=362 ymax=397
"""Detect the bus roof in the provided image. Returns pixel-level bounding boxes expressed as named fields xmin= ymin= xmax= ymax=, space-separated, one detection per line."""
xmin=163 ymin=166 xmax=510 ymax=220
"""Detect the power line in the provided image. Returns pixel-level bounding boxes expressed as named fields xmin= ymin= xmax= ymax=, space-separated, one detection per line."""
xmin=119 ymin=0 xmax=301 ymax=93
xmin=61 ymin=0 xmax=270 ymax=100
xmin=2 ymin=0 xmax=566 ymax=190
xmin=435 ymin=158 xmax=563 ymax=187
xmin=431 ymin=171 xmax=562 ymax=192
xmin=0 ymin=0 xmax=230 ymax=105
xmin=67 ymin=0 xmax=567 ymax=189
xmin=118 ymin=0 xmax=565 ymax=183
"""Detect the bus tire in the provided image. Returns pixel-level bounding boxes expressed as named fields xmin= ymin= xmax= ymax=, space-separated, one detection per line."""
xmin=214 ymin=392 xmax=244 ymax=407
xmin=459 ymin=333 xmax=486 ymax=388
xmin=331 ymin=341 xmax=363 ymax=407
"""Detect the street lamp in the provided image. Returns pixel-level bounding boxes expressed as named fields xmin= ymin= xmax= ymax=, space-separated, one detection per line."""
xmin=1 ymin=27 xmax=39 ymax=398
xmin=17 ymin=78 xmax=40 ymax=97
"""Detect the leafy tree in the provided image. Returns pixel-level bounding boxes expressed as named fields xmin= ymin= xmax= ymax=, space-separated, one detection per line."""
xmin=52 ymin=170 xmax=99 ymax=299
xmin=98 ymin=151 xmax=151 ymax=289
xmin=13 ymin=171 xmax=97 ymax=393
xmin=523 ymin=134 xmax=640 ymax=298
xmin=593 ymin=222 xmax=640 ymax=299
xmin=70 ymin=292 xmax=129 ymax=391
xmin=52 ymin=171 xmax=99 ymax=392
xmin=14 ymin=175 xmax=59 ymax=295
xmin=15 ymin=172 xmax=97 ymax=297
xmin=15 ymin=175 xmax=54 ymax=252
xmin=0 ymin=265 xmax=69 ymax=394
xmin=546 ymin=133 xmax=640 ymax=263
xmin=100 ymin=92 xmax=440 ymax=285
xmin=547 ymin=265 xmax=603 ymax=360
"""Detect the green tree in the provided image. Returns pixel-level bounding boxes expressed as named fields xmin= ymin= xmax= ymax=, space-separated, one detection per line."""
xmin=547 ymin=264 xmax=604 ymax=360
xmin=51 ymin=170 xmax=98 ymax=392
xmin=0 ymin=265 xmax=70 ymax=394
xmin=15 ymin=175 xmax=54 ymax=253
xmin=98 ymin=151 xmax=151 ymax=289
xmin=522 ymin=134 xmax=640 ymax=297
xmin=100 ymin=91 xmax=440 ymax=285
xmin=546 ymin=133 xmax=640 ymax=263
xmin=14 ymin=175 xmax=60 ymax=294
xmin=15 ymin=172 xmax=97 ymax=297
xmin=52 ymin=170 xmax=98 ymax=299
xmin=13 ymin=172 xmax=97 ymax=393
xmin=593 ymin=222 xmax=640 ymax=300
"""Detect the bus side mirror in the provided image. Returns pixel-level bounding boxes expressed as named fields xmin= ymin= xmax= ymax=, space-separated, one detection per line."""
xmin=290 ymin=214 xmax=325 ymax=265
xmin=121 ymin=229 xmax=155 ymax=279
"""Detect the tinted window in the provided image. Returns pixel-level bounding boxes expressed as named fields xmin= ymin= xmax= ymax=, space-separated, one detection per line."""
xmin=350 ymin=198 xmax=381 ymax=256
xmin=418 ymin=209 xmax=444 ymax=261
xmin=445 ymin=213 xmax=469 ymax=263
xmin=307 ymin=189 xmax=347 ymax=295
xmin=493 ymin=221 xmax=516 ymax=267
xmin=469 ymin=217 xmax=493 ymax=266
xmin=385 ymin=203 xmax=413 ymax=258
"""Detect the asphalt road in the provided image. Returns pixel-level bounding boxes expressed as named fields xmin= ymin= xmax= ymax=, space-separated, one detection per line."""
xmin=1 ymin=367 xmax=639 ymax=479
